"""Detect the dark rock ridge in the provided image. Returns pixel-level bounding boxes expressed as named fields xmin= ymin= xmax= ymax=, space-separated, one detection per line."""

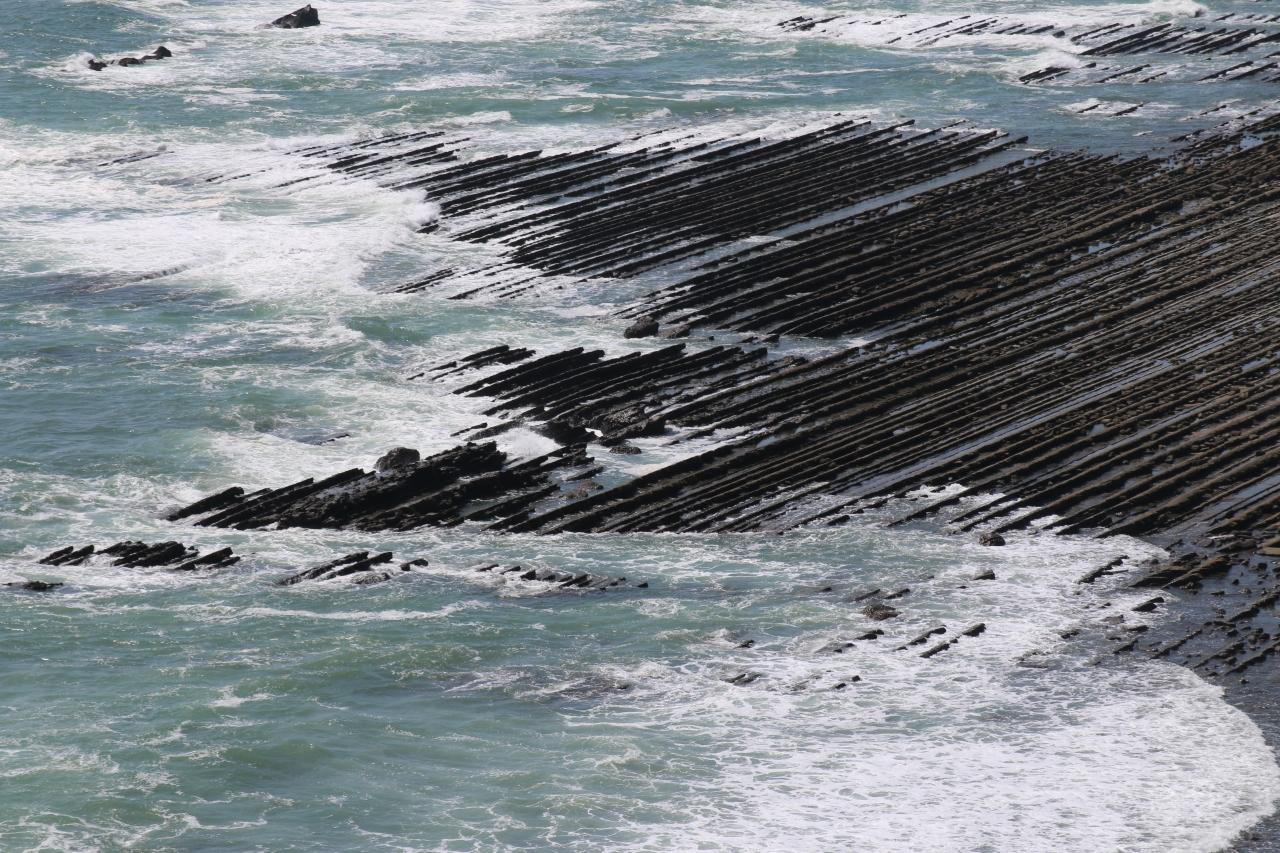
xmin=170 ymin=442 xmax=599 ymax=531
xmin=270 ymin=4 xmax=320 ymax=28
xmin=38 ymin=541 xmax=239 ymax=571
xmin=779 ymin=13 xmax=1280 ymax=89
xmin=277 ymin=551 xmax=404 ymax=586
xmin=274 ymin=554 xmax=643 ymax=591
xmin=185 ymin=112 xmax=1280 ymax=683
xmin=409 ymin=343 xmax=534 ymax=380
xmin=442 ymin=342 xmax=801 ymax=450
xmin=6 ymin=580 xmax=64 ymax=592
xmin=419 ymin=119 xmax=1018 ymax=284
xmin=468 ymin=562 xmax=643 ymax=593
xmin=188 ymin=115 xmax=1280 ymax=551
xmin=393 ymin=116 xmax=1280 ymax=553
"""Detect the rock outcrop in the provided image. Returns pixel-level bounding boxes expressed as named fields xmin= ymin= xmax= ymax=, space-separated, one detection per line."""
xmin=270 ymin=4 xmax=320 ymax=28
xmin=87 ymin=46 xmax=173 ymax=71
xmin=170 ymin=442 xmax=598 ymax=531
xmin=37 ymin=541 xmax=239 ymax=571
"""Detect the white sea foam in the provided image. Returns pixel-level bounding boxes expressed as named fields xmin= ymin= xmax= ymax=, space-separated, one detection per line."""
xmin=543 ymin=523 xmax=1280 ymax=852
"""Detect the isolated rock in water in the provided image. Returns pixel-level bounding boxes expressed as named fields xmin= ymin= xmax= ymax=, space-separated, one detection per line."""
xmin=271 ymin=4 xmax=321 ymax=28
xmin=375 ymin=446 xmax=420 ymax=473
xmin=978 ymin=531 xmax=1006 ymax=547
xmin=6 ymin=580 xmax=63 ymax=592
xmin=89 ymin=46 xmax=171 ymax=71
xmin=623 ymin=315 xmax=659 ymax=339
xmin=862 ymin=603 xmax=900 ymax=621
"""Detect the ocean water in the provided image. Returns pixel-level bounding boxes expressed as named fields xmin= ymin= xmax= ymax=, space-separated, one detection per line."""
xmin=2 ymin=0 xmax=1279 ymax=850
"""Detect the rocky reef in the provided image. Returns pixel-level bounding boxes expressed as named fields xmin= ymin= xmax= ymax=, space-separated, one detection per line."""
xmin=161 ymin=106 xmax=1280 ymax=696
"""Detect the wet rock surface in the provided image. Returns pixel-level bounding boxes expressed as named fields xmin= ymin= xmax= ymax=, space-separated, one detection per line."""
xmin=37 ymin=541 xmax=240 ymax=572
xmin=466 ymin=562 xmax=642 ymax=594
xmin=269 ymin=4 xmax=320 ymax=28
xmin=198 ymin=114 xmax=1280 ymax=694
xmin=6 ymin=580 xmax=64 ymax=592
xmin=277 ymin=551 xmax=403 ymax=586
xmin=87 ymin=46 xmax=173 ymax=71
xmin=171 ymin=442 xmax=598 ymax=531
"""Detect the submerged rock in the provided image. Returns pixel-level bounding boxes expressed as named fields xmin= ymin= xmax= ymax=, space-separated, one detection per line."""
xmin=270 ymin=4 xmax=321 ymax=28
xmin=978 ymin=531 xmax=1006 ymax=547
xmin=862 ymin=603 xmax=900 ymax=621
xmin=6 ymin=580 xmax=63 ymax=592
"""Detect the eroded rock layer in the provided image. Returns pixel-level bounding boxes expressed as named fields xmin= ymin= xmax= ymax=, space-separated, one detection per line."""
xmin=171 ymin=442 xmax=596 ymax=531
xmin=497 ymin=134 xmax=1280 ymax=546
xmin=176 ymin=115 xmax=1280 ymax=681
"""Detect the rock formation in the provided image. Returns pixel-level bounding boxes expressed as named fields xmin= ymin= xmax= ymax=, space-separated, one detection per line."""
xmin=270 ymin=4 xmax=320 ymax=28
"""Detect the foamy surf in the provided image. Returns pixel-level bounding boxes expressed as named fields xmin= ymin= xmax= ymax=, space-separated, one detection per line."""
xmin=3 ymin=513 xmax=1276 ymax=850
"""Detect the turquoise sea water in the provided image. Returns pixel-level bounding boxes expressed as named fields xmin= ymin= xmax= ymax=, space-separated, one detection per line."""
xmin=3 ymin=1 xmax=1280 ymax=850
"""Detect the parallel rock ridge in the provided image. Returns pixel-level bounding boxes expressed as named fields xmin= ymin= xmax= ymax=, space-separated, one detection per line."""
xmin=180 ymin=115 xmax=1280 ymax=548
xmin=170 ymin=441 xmax=597 ymax=531
xmin=264 ymin=119 xmax=1020 ymax=299
xmin=174 ymin=113 xmax=1280 ymax=678
xmin=38 ymin=540 xmax=239 ymax=572
xmin=780 ymin=12 xmax=1280 ymax=91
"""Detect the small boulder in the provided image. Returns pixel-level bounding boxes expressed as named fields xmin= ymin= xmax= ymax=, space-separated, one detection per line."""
xmin=563 ymin=481 xmax=602 ymax=500
xmin=271 ymin=4 xmax=321 ymax=28
xmin=862 ymin=603 xmax=900 ymax=621
xmin=658 ymin=324 xmax=691 ymax=339
xmin=593 ymin=402 xmax=666 ymax=439
xmin=87 ymin=59 xmax=108 ymax=71
xmin=148 ymin=45 xmax=173 ymax=59
xmin=725 ymin=671 xmax=762 ymax=686
xmin=375 ymin=446 xmax=420 ymax=473
xmin=978 ymin=531 xmax=1006 ymax=547
xmin=623 ymin=315 xmax=659 ymax=339
xmin=116 ymin=57 xmax=142 ymax=67
xmin=536 ymin=419 xmax=593 ymax=445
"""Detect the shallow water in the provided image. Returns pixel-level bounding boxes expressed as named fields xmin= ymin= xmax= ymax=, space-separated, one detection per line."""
xmin=2 ymin=0 xmax=1279 ymax=850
